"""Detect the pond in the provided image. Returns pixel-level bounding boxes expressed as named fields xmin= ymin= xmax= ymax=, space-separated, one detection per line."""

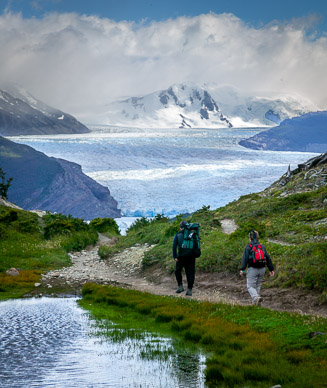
xmin=0 ymin=297 xmax=206 ymax=387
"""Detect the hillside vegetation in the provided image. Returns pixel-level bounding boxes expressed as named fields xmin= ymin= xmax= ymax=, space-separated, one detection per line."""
xmin=99 ymin=153 xmax=327 ymax=301
xmin=0 ymin=206 xmax=119 ymax=299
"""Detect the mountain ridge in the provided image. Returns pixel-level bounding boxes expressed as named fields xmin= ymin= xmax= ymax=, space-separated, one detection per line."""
xmin=0 ymin=85 xmax=89 ymax=136
xmin=0 ymin=136 xmax=120 ymax=220
xmin=239 ymin=110 xmax=327 ymax=152
xmin=98 ymin=83 xmax=316 ymax=129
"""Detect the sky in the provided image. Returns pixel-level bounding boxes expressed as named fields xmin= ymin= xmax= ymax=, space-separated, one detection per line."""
xmin=1 ymin=0 xmax=327 ymax=121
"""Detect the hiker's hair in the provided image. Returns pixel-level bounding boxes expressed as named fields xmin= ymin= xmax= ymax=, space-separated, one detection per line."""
xmin=249 ymin=229 xmax=259 ymax=240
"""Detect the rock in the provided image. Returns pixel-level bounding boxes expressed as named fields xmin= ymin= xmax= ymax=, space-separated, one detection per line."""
xmin=34 ymin=283 xmax=41 ymax=287
xmin=308 ymin=331 xmax=326 ymax=338
xmin=6 ymin=268 xmax=19 ymax=276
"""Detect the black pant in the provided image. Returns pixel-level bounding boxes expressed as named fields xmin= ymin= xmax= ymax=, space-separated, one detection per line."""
xmin=175 ymin=256 xmax=196 ymax=289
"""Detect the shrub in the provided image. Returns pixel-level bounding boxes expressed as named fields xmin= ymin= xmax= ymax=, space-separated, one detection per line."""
xmin=0 ymin=209 xmax=18 ymax=223
xmin=127 ymin=217 xmax=150 ymax=233
xmin=43 ymin=213 xmax=89 ymax=239
xmin=89 ymin=217 xmax=120 ymax=235
xmin=0 ymin=167 xmax=13 ymax=199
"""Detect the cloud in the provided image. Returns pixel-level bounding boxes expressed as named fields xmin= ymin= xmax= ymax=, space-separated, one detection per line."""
xmin=0 ymin=11 xmax=326 ymax=121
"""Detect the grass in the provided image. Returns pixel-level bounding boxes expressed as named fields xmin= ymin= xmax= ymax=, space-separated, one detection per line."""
xmin=80 ymin=283 xmax=327 ymax=388
xmin=0 ymin=206 xmax=109 ymax=300
xmin=98 ymin=185 xmax=327 ymax=299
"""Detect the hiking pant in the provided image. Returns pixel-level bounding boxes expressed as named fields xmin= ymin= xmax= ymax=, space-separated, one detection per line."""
xmin=246 ymin=267 xmax=266 ymax=303
xmin=175 ymin=256 xmax=196 ymax=289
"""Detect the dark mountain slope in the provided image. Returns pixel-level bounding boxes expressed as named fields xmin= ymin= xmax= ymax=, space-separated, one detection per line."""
xmin=239 ymin=111 xmax=327 ymax=152
xmin=0 ymin=136 xmax=120 ymax=219
xmin=0 ymin=88 xmax=89 ymax=136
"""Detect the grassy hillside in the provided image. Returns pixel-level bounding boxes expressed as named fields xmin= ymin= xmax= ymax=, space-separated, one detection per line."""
xmin=0 ymin=205 xmax=99 ymax=299
xmin=99 ymin=159 xmax=327 ymax=301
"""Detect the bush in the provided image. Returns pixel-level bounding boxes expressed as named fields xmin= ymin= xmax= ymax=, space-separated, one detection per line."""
xmin=0 ymin=209 xmax=18 ymax=223
xmin=43 ymin=213 xmax=89 ymax=239
xmin=89 ymin=217 xmax=120 ymax=235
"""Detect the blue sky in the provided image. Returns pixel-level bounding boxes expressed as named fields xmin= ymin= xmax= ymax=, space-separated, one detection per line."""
xmin=1 ymin=0 xmax=327 ymax=118
xmin=3 ymin=0 xmax=327 ymax=33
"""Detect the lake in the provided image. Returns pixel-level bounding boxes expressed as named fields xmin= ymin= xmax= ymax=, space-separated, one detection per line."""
xmin=0 ymin=297 xmax=206 ymax=387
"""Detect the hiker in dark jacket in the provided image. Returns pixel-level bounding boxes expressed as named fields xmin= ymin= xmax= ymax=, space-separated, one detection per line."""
xmin=172 ymin=221 xmax=196 ymax=297
xmin=240 ymin=229 xmax=274 ymax=305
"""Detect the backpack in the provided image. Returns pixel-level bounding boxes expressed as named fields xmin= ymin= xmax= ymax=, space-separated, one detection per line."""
xmin=177 ymin=223 xmax=201 ymax=258
xmin=249 ymin=242 xmax=266 ymax=267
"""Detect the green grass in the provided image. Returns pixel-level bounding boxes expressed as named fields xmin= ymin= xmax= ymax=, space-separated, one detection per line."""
xmin=0 ymin=206 xmax=101 ymax=300
xmin=80 ymin=284 xmax=327 ymax=388
xmin=101 ymin=186 xmax=327 ymax=297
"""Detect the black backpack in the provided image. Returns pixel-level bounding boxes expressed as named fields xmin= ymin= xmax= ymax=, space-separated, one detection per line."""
xmin=177 ymin=223 xmax=201 ymax=258
xmin=249 ymin=242 xmax=266 ymax=267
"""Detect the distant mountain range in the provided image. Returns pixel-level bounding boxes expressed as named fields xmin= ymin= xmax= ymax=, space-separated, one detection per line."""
xmin=239 ymin=111 xmax=327 ymax=152
xmin=0 ymin=85 xmax=89 ymax=136
xmin=99 ymin=83 xmax=316 ymax=128
xmin=0 ymin=136 xmax=121 ymax=220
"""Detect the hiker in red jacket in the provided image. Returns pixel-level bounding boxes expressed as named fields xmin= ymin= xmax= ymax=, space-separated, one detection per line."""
xmin=240 ymin=229 xmax=274 ymax=305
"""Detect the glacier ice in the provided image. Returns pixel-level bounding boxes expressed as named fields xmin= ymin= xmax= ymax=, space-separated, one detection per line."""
xmin=10 ymin=126 xmax=319 ymax=219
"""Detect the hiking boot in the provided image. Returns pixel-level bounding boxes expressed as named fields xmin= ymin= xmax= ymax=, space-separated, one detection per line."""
xmin=256 ymin=296 xmax=263 ymax=306
xmin=186 ymin=288 xmax=192 ymax=296
xmin=176 ymin=285 xmax=184 ymax=293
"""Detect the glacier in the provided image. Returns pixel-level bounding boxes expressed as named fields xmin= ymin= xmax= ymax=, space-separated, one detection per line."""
xmin=10 ymin=126 xmax=319 ymax=224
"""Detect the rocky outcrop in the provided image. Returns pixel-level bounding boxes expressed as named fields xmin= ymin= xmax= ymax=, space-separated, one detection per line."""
xmin=264 ymin=151 xmax=327 ymax=197
xmin=0 ymin=87 xmax=89 ymax=136
xmin=239 ymin=111 xmax=327 ymax=152
xmin=0 ymin=136 xmax=120 ymax=219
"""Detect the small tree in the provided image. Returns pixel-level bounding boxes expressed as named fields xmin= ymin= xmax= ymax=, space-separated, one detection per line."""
xmin=0 ymin=168 xmax=13 ymax=199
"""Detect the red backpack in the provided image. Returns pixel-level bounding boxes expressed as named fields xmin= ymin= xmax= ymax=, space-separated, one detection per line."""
xmin=249 ymin=243 xmax=266 ymax=267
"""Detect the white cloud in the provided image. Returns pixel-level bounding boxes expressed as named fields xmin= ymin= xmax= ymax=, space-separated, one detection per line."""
xmin=0 ymin=11 xmax=326 ymax=121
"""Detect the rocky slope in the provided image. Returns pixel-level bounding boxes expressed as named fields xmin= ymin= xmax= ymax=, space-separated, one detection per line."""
xmin=0 ymin=86 xmax=89 ymax=136
xmin=239 ymin=111 xmax=327 ymax=152
xmin=265 ymin=151 xmax=327 ymax=195
xmin=0 ymin=136 xmax=120 ymax=219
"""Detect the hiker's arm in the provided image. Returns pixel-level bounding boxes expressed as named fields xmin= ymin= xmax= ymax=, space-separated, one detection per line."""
xmin=172 ymin=234 xmax=178 ymax=260
xmin=264 ymin=246 xmax=274 ymax=272
xmin=240 ymin=246 xmax=249 ymax=271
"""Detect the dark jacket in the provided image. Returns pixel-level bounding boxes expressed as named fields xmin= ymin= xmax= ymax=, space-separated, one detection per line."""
xmin=240 ymin=239 xmax=274 ymax=271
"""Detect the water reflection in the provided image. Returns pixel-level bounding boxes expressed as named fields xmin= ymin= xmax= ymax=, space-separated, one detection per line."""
xmin=0 ymin=298 xmax=206 ymax=387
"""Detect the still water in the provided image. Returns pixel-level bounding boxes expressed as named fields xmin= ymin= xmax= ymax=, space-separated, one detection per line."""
xmin=0 ymin=298 xmax=206 ymax=387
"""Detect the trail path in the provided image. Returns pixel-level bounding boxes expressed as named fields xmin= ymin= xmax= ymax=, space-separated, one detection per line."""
xmin=39 ymin=229 xmax=327 ymax=318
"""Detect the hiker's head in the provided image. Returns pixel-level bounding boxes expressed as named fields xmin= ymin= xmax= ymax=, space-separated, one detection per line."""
xmin=180 ymin=221 xmax=187 ymax=230
xmin=249 ymin=229 xmax=259 ymax=241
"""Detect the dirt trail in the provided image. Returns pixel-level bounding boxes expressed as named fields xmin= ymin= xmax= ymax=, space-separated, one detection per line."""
xmin=39 ymin=232 xmax=327 ymax=318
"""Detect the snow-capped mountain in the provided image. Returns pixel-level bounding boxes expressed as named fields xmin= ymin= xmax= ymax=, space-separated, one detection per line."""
xmin=100 ymin=83 xmax=316 ymax=129
xmin=0 ymin=85 xmax=89 ymax=136
xmin=207 ymin=85 xmax=317 ymax=127
xmin=103 ymin=84 xmax=232 ymax=129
